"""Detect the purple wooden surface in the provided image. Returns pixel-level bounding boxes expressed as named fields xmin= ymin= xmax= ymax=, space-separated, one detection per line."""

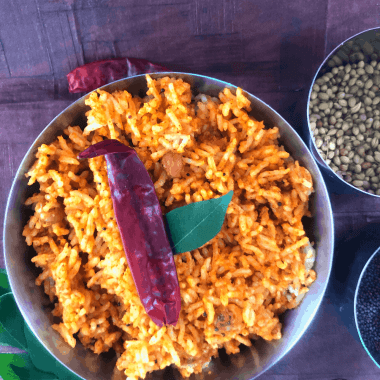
xmin=1 ymin=0 xmax=380 ymax=379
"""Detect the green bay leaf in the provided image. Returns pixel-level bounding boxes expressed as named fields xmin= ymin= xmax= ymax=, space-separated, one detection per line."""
xmin=0 ymin=322 xmax=24 ymax=349
xmin=0 ymin=272 xmax=20 ymax=349
xmin=0 ymin=269 xmax=11 ymax=297
xmin=0 ymin=294 xmax=28 ymax=351
xmin=0 ymin=353 xmax=57 ymax=380
xmin=165 ymin=191 xmax=233 ymax=254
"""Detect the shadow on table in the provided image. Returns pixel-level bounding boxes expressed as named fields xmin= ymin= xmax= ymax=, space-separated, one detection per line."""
xmin=327 ymin=219 xmax=380 ymax=342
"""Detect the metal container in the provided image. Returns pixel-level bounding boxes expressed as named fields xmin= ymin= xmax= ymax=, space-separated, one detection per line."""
xmin=306 ymin=27 xmax=380 ymax=196
xmin=4 ymin=73 xmax=334 ymax=380
xmin=354 ymin=245 xmax=380 ymax=369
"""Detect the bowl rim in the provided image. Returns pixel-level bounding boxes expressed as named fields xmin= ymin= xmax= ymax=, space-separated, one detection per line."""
xmin=4 ymin=71 xmax=335 ymax=380
xmin=354 ymin=244 xmax=380 ymax=369
xmin=306 ymin=26 xmax=380 ymax=197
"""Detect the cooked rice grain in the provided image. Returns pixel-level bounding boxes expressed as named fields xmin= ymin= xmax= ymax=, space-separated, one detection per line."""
xmin=23 ymin=75 xmax=316 ymax=380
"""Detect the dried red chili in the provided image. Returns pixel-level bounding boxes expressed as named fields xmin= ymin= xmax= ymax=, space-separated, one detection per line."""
xmin=78 ymin=139 xmax=181 ymax=327
xmin=67 ymin=57 xmax=168 ymax=93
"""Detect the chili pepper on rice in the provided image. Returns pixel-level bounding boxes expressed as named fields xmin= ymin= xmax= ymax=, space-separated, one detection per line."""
xmin=78 ymin=139 xmax=181 ymax=327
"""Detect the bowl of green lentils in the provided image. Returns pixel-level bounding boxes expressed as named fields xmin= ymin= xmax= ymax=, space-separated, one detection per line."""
xmin=308 ymin=28 xmax=380 ymax=195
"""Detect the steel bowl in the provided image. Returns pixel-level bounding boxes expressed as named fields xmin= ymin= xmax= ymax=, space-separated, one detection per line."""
xmin=4 ymin=72 xmax=334 ymax=380
xmin=306 ymin=27 xmax=380 ymax=196
xmin=354 ymin=245 xmax=380 ymax=369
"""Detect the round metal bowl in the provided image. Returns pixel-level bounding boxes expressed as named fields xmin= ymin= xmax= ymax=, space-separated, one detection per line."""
xmin=306 ymin=27 xmax=380 ymax=196
xmin=4 ymin=72 xmax=334 ymax=380
xmin=354 ymin=245 xmax=380 ymax=369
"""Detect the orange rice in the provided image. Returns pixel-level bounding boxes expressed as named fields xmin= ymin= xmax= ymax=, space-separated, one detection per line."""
xmin=23 ymin=74 xmax=316 ymax=379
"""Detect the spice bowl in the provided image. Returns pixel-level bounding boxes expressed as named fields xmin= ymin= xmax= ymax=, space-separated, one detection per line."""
xmin=354 ymin=245 xmax=380 ymax=369
xmin=4 ymin=73 xmax=334 ymax=380
xmin=307 ymin=27 xmax=380 ymax=196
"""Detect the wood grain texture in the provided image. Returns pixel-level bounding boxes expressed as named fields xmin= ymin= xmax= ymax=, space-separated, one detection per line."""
xmin=35 ymin=0 xmax=191 ymax=12
xmin=40 ymin=10 xmax=84 ymax=75
xmin=0 ymin=41 xmax=10 ymax=79
xmin=0 ymin=77 xmax=81 ymax=104
xmin=194 ymin=0 xmax=237 ymax=35
xmin=76 ymin=3 xmax=194 ymax=44
xmin=0 ymin=0 xmax=51 ymax=77
xmin=0 ymin=77 xmax=55 ymax=103
xmin=83 ymin=40 xmax=117 ymax=62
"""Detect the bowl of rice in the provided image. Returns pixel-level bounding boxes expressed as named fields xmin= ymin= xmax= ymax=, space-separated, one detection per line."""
xmin=4 ymin=73 xmax=334 ymax=380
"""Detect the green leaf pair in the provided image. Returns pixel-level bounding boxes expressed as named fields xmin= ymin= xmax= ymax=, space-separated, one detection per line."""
xmin=165 ymin=190 xmax=233 ymax=254
xmin=0 ymin=269 xmax=82 ymax=380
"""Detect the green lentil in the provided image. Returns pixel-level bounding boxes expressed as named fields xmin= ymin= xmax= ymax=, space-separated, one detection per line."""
xmin=309 ymin=43 xmax=380 ymax=195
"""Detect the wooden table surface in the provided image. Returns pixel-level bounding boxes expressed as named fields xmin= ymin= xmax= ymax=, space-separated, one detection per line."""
xmin=2 ymin=0 xmax=380 ymax=379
